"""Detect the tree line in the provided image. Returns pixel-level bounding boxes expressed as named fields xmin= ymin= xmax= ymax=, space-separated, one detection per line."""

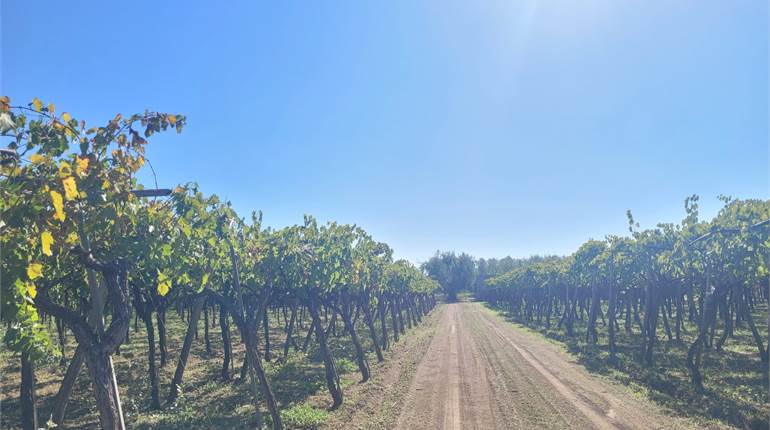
xmin=421 ymin=251 xmax=561 ymax=300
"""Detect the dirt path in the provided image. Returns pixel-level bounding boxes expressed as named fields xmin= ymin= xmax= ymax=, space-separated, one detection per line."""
xmin=393 ymin=302 xmax=718 ymax=430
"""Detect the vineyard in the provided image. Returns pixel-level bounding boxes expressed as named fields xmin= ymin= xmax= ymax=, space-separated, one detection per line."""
xmin=478 ymin=198 xmax=770 ymax=427
xmin=0 ymin=99 xmax=438 ymax=429
xmin=0 ymin=97 xmax=768 ymax=430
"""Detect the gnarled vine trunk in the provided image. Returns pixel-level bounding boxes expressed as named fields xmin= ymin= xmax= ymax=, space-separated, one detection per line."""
xmin=362 ymin=294 xmax=384 ymax=362
xmin=167 ymin=296 xmax=205 ymax=405
xmin=308 ymin=293 xmax=343 ymax=408
xmin=340 ymin=297 xmax=370 ymax=381
xmin=20 ymin=350 xmax=38 ymax=430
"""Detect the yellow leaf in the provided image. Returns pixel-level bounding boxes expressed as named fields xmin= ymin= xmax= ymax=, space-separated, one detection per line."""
xmin=27 ymin=263 xmax=43 ymax=280
xmin=102 ymin=179 xmax=111 ymax=190
xmin=168 ymin=114 xmax=177 ymax=126
xmin=41 ymin=231 xmax=54 ymax=256
xmin=50 ymin=190 xmax=65 ymax=221
xmin=29 ymin=153 xmax=45 ymax=164
xmin=1 ymin=165 xmax=20 ymax=176
xmin=58 ymin=161 xmax=72 ymax=178
xmin=62 ymin=112 xmax=71 ymax=123
xmin=27 ymin=283 xmax=37 ymax=299
xmin=76 ymin=157 xmax=89 ymax=176
xmin=157 ymin=282 xmax=170 ymax=296
xmin=48 ymin=103 xmax=55 ymax=113
xmin=157 ymin=271 xmax=171 ymax=296
xmin=32 ymin=98 xmax=43 ymax=112
xmin=127 ymin=155 xmax=145 ymax=172
xmin=66 ymin=231 xmax=79 ymax=245
xmin=62 ymin=176 xmax=78 ymax=200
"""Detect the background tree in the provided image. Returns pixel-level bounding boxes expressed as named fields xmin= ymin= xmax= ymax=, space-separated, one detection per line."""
xmin=422 ymin=251 xmax=476 ymax=302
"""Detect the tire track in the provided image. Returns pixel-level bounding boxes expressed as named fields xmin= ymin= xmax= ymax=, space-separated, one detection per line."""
xmin=474 ymin=308 xmax=620 ymax=429
xmin=392 ymin=302 xmax=705 ymax=430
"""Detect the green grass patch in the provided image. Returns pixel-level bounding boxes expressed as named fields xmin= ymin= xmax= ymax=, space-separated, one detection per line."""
xmin=334 ymin=357 xmax=358 ymax=374
xmin=281 ymin=403 xmax=329 ymax=429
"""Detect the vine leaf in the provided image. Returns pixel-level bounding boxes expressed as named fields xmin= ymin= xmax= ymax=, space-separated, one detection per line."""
xmin=41 ymin=231 xmax=54 ymax=256
xmin=27 ymin=263 xmax=43 ymax=280
xmin=27 ymin=283 xmax=37 ymax=299
xmin=76 ymin=157 xmax=89 ymax=177
xmin=157 ymin=270 xmax=172 ymax=296
xmin=50 ymin=191 xmax=65 ymax=221
xmin=62 ymin=177 xmax=78 ymax=200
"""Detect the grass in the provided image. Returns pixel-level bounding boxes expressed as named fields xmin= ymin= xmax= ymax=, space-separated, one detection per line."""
xmin=0 ymin=306 xmax=402 ymax=429
xmin=483 ymin=300 xmax=770 ymax=430
xmin=280 ymin=404 xmax=329 ymax=429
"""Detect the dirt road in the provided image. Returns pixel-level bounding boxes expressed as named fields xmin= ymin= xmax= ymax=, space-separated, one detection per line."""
xmin=393 ymin=302 xmax=708 ymax=430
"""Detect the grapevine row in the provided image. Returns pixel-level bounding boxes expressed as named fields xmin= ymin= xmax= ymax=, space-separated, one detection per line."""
xmin=480 ymin=195 xmax=769 ymax=394
xmin=0 ymin=98 xmax=439 ymax=430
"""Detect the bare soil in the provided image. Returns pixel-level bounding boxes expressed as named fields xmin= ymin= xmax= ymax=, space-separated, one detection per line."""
xmin=365 ymin=302 xmax=727 ymax=430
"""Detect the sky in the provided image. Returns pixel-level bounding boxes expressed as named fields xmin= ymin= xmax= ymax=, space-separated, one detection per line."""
xmin=2 ymin=1 xmax=767 ymax=263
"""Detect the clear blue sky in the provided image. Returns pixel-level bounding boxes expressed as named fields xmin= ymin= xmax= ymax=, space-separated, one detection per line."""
xmin=3 ymin=1 xmax=767 ymax=263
